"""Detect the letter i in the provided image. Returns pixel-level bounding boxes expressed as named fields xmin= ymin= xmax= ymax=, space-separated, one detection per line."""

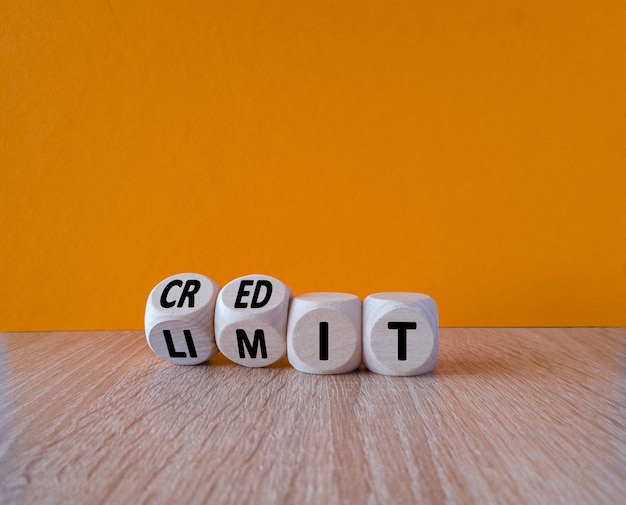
xmin=319 ymin=322 xmax=329 ymax=360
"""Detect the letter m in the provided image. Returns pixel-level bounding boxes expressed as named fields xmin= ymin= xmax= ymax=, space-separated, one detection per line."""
xmin=236 ymin=329 xmax=268 ymax=359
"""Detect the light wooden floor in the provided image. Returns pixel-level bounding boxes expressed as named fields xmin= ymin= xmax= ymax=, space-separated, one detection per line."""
xmin=0 ymin=328 xmax=624 ymax=504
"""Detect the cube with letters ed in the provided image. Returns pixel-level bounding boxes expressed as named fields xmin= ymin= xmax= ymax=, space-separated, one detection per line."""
xmin=363 ymin=292 xmax=438 ymax=376
xmin=287 ymin=292 xmax=362 ymax=374
xmin=144 ymin=273 xmax=221 ymax=365
xmin=214 ymin=274 xmax=292 ymax=367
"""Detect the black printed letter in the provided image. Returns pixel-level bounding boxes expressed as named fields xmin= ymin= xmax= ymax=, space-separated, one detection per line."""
xmin=251 ymin=280 xmax=273 ymax=308
xmin=163 ymin=329 xmax=187 ymax=358
xmin=319 ymin=322 xmax=329 ymax=360
xmin=236 ymin=329 xmax=268 ymax=359
xmin=160 ymin=280 xmax=183 ymax=308
xmin=235 ymin=280 xmax=254 ymax=308
xmin=183 ymin=329 xmax=198 ymax=358
xmin=387 ymin=322 xmax=417 ymax=361
xmin=178 ymin=280 xmax=201 ymax=308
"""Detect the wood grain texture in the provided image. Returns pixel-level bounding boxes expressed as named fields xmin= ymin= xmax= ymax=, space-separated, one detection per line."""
xmin=0 ymin=328 xmax=624 ymax=504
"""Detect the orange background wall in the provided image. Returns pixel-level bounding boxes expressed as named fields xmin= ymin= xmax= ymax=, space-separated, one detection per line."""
xmin=1 ymin=1 xmax=625 ymax=330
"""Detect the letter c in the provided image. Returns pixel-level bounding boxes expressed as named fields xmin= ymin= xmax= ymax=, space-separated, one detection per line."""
xmin=160 ymin=279 xmax=183 ymax=308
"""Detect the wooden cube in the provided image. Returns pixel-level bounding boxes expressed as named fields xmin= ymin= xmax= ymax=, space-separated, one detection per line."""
xmin=363 ymin=292 xmax=438 ymax=376
xmin=144 ymin=273 xmax=220 ymax=365
xmin=287 ymin=292 xmax=362 ymax=375
xmin=215 ymin=274 xmax=291 ymax=367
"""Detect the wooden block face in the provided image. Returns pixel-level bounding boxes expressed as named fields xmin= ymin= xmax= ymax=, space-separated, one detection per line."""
xmin=363 ymin=292 xmax=439 ymax=376
xmin=215 ymin=274 xmax=291 ymax=367
xmin=287 ymin=293 xmax=362 ymax=374
xmin=147 ymin=320 xmax=216 ymax=366
xmin=144 ymin=273 xmax=220 ymax=365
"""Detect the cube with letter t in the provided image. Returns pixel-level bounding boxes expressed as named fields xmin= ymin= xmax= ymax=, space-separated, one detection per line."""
xmin=363 ymin=292 xmax=439 ymax=376
xmin=215 ymin=274 xmax=292 ymax=367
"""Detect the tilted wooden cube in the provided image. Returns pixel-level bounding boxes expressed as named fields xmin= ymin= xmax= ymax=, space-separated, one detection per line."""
xmin=144 ymin=273 xmax=220 ymax=365
xmin=287 ymin=292 xmax=362 ymax=375
xmin=363 ymin=292 xmax=439 ymax=376
xmin=215 ymin=274 xmax=291 ymax=367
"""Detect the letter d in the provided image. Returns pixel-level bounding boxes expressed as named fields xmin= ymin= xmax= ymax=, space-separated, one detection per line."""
xmin=251 ymin=280 xmax=273 ymax=308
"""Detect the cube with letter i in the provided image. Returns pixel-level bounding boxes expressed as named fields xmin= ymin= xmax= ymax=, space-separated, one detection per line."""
xmin=287 ymin=292 xmax=362 ymax=374
xmin=214 ymin=274 xmax=292 ymax=367
xmin=363 ymin=292 xmax=439 ymax=376
xmin=144 ymin=273 xmax=221 ymax=365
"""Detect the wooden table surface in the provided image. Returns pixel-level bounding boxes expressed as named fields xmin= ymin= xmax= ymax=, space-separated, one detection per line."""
xmin=0 ymin=328 xmax=624 ymax=504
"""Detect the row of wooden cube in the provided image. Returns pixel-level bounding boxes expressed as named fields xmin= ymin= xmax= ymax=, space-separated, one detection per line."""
xmin=145 ymin=273 xmax=439 ymax=376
